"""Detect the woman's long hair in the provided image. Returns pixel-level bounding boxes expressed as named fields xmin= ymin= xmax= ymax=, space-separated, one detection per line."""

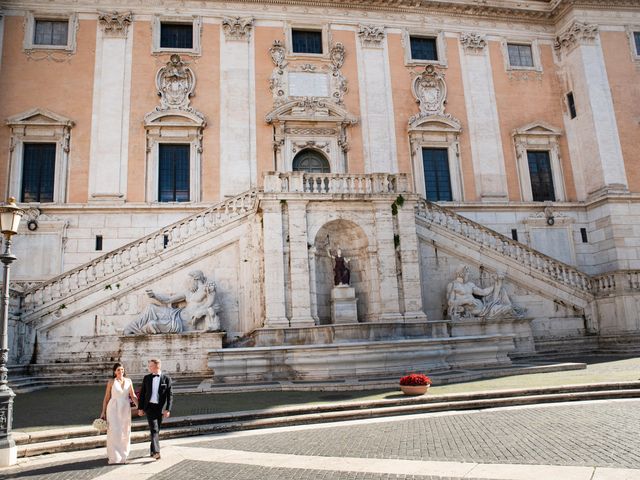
xmin=112 ymin=362 xmax=124 ymax=378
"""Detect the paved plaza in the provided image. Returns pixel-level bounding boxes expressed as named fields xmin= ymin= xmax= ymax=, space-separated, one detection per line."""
xmin=2 ymin=399 xmax=640 ymax=480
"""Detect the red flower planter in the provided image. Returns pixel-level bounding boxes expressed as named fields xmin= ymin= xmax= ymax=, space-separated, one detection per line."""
xmin=400 ymin=384 xmax=429 ymax=396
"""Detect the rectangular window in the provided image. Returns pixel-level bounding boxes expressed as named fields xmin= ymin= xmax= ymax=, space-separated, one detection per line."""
xmin=511 ymin=229 xmax=518 ymax=241
xmin=580 ymin=228 xmax=588 ymax=243
xmin=634 ymin=32 xmax=640 ymax=55
xmin=507 ymin=43 xmax=534 ymax=68
xmin=160 ymin=23 xmax=193 ymax=49
xmin=527 ymin=151 xmax=555 ymax=202
xmin=95 ymin=235 xmax=103 ymax=251
xmin=422 ymin=148 xmax=452 ymax=201
xmin=21 ymin=143 xmax=56 ymax=203
xmin=158 ymin=144 xmax=190 ymax=202
xmin=292 ymin=30 xmax=323 ymax=54
xmin=410 ymin=36 xmax=438 ymax=61
xmin=34 ymin=20 xmax=68 ymax=46
xmin=567 ymin=92 xmax=577 ymax=119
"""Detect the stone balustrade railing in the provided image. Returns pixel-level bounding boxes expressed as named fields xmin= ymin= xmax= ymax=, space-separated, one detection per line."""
xmin=21 ymin=190 xmax=258 ymax=314
xmin=592 ymin=270 xmax=640 ymax=295
xmin=416 ymin=199 xmax=593 ymax=293
xmin=263 ymin=172 xmax=409 ymax=195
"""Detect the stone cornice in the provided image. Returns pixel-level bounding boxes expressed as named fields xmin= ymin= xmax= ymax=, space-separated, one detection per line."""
xmin=1 ymin=0 xmax=639 ymax=24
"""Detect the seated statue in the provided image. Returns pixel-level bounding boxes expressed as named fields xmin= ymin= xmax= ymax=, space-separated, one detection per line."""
xmin=123 ymin=270 xmax=221 ymax=335
xmin=327 ymin=246 xmax=351 ymax=286
xmin=446 ymin=266 xmax=524 ymax=321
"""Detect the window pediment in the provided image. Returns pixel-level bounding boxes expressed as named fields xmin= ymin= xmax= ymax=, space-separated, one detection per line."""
xmin=7 ymin=108 xmax=74 ymax=128
xmin=409 ymin=114 xmax=461 ymax=133
xmin=513 ymin=122 xmax=561 ymax=137
xmin=265 ymin=99 xmax=357 ymax=125
xmin=144 ymin=110 xmax=206 ymax=128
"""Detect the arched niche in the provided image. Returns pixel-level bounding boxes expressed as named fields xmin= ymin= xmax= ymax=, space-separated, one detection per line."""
xmin=312 ymin=220 xmax=370 ymax=324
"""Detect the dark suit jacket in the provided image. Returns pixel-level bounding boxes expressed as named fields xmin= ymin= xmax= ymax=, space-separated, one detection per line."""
xmin=138 ymin=372 xmax=173 ymax=412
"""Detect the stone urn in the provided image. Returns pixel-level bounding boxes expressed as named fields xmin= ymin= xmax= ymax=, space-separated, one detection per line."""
xmin=400 ymin=385 xmax=430 ymax=396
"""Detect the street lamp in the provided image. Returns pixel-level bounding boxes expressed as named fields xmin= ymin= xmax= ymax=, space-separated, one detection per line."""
xmin=0 ymin=197 xmax=24 ymax=466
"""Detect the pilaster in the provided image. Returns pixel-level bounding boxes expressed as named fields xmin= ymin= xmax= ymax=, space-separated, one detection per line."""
xmin=262 ymin=200 xmax=289 ymax=327
xmin=458 ymin=33 xmax=508 ymax=201
xmin=88 ymin=12 xmax=133 ymax=203
xmin=555 ymin=22 xmax=628 ymax=200
xmin=396 ymin=199 xmax=428 ymax=322
xmin=220 ymin=17 xmax=256 ymax=197
xmin=373 ymin=200 xmax=403 ymax=321
xmin=287 ymin=200 xmax=315 ymax=327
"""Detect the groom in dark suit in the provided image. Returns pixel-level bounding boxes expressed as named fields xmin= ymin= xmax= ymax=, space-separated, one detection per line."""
xmin=137 ymin=358 xmax=173 ymax=460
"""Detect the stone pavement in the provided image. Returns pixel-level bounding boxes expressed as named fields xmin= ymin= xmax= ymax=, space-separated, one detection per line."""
xmin=2 ymin=399 xmax=640 ymax=480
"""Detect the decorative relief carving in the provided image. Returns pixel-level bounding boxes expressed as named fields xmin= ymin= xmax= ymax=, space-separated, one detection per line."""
xmin=459 ymin=32 xmax=487 ymax=53
xmin=98 ymin=11 xmax=132 ymax=37
xmin=153 ymin=54 xmax=204 ymax=120
xmin=507 ymin=70 xmax=543 ymax=82
xmin=409 ymin=65 xmax=459 ymax=127
xmin=293 ymin=140 xmax=330 ymax=154
xmin=330 ymin=43 xmax=345 ymax=70
xmin=221 ymin=16 xmax=253 ymax=41
xmin=268 ymin=40 xmax=348 ymax=106
xmin=286 ymin=127 xmax=337 ymax=135
xmin=269 ymin=40 xmax=287 ymax=69
xmin=554 ymin=22 xmax=599 ymax=55
xmin=358 ymin=24 xmax=385 ymax=48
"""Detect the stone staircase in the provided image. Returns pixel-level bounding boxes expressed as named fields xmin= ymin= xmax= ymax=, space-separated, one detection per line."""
xmin=415 ymin=198 xmax=596 ymax=313
xmin=18 ymin=189 xmax=258 ymax=322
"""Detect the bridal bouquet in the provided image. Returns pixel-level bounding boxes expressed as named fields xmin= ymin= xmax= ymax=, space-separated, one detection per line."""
xmin=92 ymin=418 xmax=108 ymax=433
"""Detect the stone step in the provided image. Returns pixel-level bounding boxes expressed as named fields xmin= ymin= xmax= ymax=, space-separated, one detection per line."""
xmin=14 ymin=382 xmax=640 ymax=458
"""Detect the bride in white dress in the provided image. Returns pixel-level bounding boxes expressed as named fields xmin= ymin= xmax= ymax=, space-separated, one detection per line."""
xmin=100 ymin=363 xmax=139 ymax=464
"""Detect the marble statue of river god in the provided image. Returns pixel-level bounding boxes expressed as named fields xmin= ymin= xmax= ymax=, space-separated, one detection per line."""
xmin=123 ymin=270 xmax=220 ymax=335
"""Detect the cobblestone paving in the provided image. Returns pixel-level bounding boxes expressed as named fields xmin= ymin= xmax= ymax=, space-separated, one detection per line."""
xmin=0 ymin=457 xmax=118 ymax=480
xmin=193 ymin=401 xmax=640 ymax=468
xmin=152 ymin=461 xmax=484 ymax=480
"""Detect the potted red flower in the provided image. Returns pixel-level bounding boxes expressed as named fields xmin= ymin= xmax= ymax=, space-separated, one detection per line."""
xmin=399 ymin=373 xmax=432 ymax=396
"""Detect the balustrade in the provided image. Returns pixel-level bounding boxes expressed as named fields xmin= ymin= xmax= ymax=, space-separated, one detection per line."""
xmin=263 ymin=172 xmax=409 ymax=195
xmin=416 ymin=199 xmax=593 ymax=293
xmin=21 ymin=189 xmax=258 ymax=315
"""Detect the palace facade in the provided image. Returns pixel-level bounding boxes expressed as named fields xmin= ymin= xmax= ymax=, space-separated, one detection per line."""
xmin=1 ymin=0 xmax=640 ymax=375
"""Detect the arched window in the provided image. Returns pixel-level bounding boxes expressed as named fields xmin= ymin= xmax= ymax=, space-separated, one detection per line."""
xmin=292 ymin=149 xmax=330 ymax=173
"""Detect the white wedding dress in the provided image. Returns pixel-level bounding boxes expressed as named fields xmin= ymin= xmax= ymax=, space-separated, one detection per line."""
xmin=106 ymin=378 xmax=132 ymax=464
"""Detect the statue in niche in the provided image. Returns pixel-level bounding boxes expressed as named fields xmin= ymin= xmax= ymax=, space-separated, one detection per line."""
xmin=327 ymin=246 xmax=351 ymax=286
xmin=123 ymin=270 xmax=221 ymax=335
xmin=446 ymin=266 xmax=525 ymax=321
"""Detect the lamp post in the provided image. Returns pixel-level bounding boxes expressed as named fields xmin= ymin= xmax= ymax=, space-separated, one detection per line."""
xmin=0 ymin=197 xmax=24 ymax=466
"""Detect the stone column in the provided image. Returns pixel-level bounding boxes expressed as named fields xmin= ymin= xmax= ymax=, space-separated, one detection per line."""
xmin=287 ymin=200 xmax=315 ymax=327
xmin=396 ymin=198 xmax=428 ymax=322
xmin=458 ymin=33 xmax=508 ymax=201
xmin=88 ymin=12 xmax=133 ymax=202
xmin=555 ymin=22 xmax=628 ymax=200
xmin=356 ymin=25 xmax=398 ymax=173
xmin=373 ymin=200 xmax=403 ymax=322
xmin=262 ymin=200 xmax=288 ymax=327
xmin=220 ymin=17 xmax=257 ymax=196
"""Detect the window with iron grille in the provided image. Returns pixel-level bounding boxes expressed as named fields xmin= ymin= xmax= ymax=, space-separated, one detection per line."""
xmin=422 ymin=148 xmax=452 ymax=201
xmin=160 ymin=23 xmax=193 ymax=49
xmin=507 ymin=43 xmax=534 ymax=67
xmin=292 ymin=30 xmax=323 ymax=54
xmin=22 ymin=143 xmax=56 ymax=203
xmin=410 ymin=36 xmax=438 ymax=61
xmin=292 ymin=150 xmax=330 ymax=173
xmin=34 ymin=20 xmax=68 ymax=46
xmin=158 ymin=144 xmax=190 ymax=202
xmin=527 ymin=151 xmax=555 ymax=202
